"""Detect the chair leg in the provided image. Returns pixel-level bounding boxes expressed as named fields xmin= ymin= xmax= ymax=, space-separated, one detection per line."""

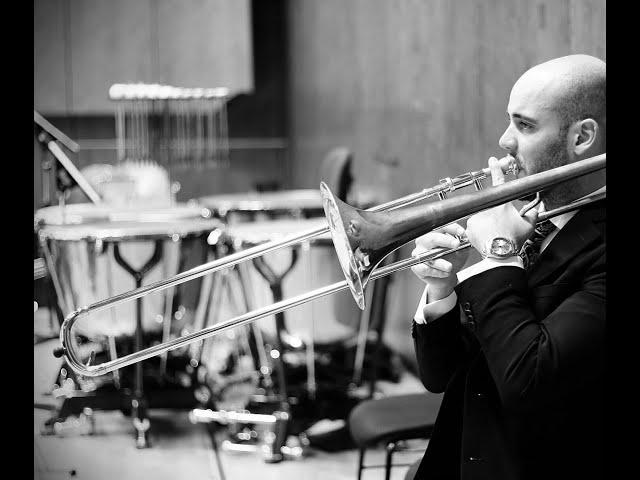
xmin=357 ymin=448 xmax=365 ymax=480
xmin=385 ymin=442 xmax=397 ymax=480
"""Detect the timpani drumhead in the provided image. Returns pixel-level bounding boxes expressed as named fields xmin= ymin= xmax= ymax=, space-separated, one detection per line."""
xmin=35 ymin=203 xmax=213 ymax=228
xmin=198 ymin=189 xmax=323 ymax=219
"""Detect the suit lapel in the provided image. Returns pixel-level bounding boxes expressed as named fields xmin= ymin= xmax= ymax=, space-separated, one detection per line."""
xmin=527 ymin=201 xmax=606 ymax=287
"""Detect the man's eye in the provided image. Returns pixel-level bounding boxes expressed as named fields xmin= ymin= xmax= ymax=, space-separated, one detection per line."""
xmin=518 ymin=121 xmax=533 ymax=131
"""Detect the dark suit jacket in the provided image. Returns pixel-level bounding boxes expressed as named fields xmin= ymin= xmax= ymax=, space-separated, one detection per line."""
xmin=412 ymin=200 xmax=606 ymax=480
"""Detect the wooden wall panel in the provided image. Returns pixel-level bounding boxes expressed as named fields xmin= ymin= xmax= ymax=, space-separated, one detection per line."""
xmin=68 ymin=0 xmax=155 ymax=113
xmin=34 ymin=0 xmax=253 ymax=114
xmin=156 ymin=0 xmax=252 ymax=90
xmin=34 ymin=0 xmax=69 ymax=114
xmin=570 ymin=0 xmax=606 ymax=60
xmin=287 ymin=0 xmax=606 ymax=361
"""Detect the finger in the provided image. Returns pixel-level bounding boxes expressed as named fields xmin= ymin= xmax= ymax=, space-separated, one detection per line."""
xmin=437 ymin=222 xmax=466 ymax=239
xmin=411 ymin=263 xmax=451 ymax=279
xmin=415 ymin=257 xmax=453 ymax=274
xmin=426 ymin=258 xmax=453 ymax=273
xmin=463 ymin=227 xmax=478 ymax=250
xmin=496 ymin=155 xmax=515 ymax=173
xmin=489 ymin=156 xmax=505 ymax=186
xmin=415 ymin=231 xmax=460 ymax=250
xmin=411 ymin=264 xmax=435 ymax=280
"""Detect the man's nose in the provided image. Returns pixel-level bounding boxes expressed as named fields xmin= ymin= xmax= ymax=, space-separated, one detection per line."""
xmin=498 ymin=126 xmax=516 ymax=152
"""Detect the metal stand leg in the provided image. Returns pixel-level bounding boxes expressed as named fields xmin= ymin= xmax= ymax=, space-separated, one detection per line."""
xmin=233 ymin=262 xmax=275 ymax=392
xmin=205 ymin=422 xmax=226 ymax=480
xmin=357 ymin=448 xmax=365 ymax=480
xmin=113 ymin=240 xmax=163 ymax=449
xmin=385 ymin=442 xmax=397 ymax=480
xmin=251 ymin=249 xmax=300 ymax=402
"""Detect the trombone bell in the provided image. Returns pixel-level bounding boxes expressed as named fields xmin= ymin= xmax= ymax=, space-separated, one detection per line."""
xmin=321 ymin=182 xmax=367 ymax=309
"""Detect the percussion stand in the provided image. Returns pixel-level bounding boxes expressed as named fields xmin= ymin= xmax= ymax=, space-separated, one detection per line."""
xmin=251 ymin=250 xmax=300 ymax=377
xmin=232 ymin=261 xmax=278 ymax=395
xmin=248 ymin=250 xmax=306 ymax=455
xmin=190 ymin=244 xmax=305 ymax=463
xmin=112 ymin=240 xmax=163 ymax=448
xmin=186 ymin=240 xmax=271 ymax=388
xmin=182 ymin=237 xmax=280 ymax=474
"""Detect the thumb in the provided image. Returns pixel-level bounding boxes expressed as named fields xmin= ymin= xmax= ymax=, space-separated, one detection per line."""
xmin=489 ymin=157 xmax=505 ymax=186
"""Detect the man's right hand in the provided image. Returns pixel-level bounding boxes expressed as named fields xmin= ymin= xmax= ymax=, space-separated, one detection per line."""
xmin=411 ymin=223 xmax=469 ymax=301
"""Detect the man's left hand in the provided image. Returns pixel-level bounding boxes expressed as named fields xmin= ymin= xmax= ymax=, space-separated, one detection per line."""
xmin=465 ymin=157 xmax=538 ymax=254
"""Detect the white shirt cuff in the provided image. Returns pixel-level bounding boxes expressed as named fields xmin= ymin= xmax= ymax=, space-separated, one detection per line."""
xmin=414 ymin=286 xmax=458 ymax=324
xmin=456 ymin=256 xmax=524 ymax=284
xmin=413 ymin=256 xmax=524 ymax=324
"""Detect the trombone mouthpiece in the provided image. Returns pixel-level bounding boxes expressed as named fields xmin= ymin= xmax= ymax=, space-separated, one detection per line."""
xmin=504 ymin=156 xmax=520 ymax=176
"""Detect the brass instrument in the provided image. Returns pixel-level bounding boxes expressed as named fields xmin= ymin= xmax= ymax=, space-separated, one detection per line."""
xmin=54 ymin=153 xmax=606 ymax=377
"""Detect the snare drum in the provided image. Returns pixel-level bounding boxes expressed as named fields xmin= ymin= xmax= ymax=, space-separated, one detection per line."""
xmin=220 ymin=218 xmax=361 ymax=345
xmin=35 ymin=204 xmax=222 ymax=340
xmin=198 ymin=189 xmax=323 ymax=222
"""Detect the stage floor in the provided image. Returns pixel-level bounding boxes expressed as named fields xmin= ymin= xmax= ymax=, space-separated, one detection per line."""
xmin=35 ymin=338 xmax=428 ymax=480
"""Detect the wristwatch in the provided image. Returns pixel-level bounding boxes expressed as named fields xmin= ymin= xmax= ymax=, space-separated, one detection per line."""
xmin=483 ymin=237 xmax=517 ymax=259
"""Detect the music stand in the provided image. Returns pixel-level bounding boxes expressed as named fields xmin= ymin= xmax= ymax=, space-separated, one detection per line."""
xmin=34 ymin=110 xmax=102 ymax=206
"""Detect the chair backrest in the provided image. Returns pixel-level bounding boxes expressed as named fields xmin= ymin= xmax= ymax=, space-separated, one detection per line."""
xmin=319 ymin=147 xmax=353 ymax=201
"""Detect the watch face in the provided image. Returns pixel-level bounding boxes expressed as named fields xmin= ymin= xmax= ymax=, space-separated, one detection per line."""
xmin=491 ymin=237 xmax=514 ymax=256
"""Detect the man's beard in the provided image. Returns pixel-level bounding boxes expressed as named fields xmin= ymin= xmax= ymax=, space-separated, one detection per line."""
xmin=519 ymin=133 xmax=575 ymax=208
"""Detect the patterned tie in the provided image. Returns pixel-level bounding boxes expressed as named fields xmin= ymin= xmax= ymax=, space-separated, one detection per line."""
xmin=518 ymin=219 xmax=557 ymax=270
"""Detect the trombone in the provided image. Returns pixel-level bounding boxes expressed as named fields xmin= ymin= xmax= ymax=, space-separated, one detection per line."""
xmin=54 ymin=153 xmax=606 ymax=377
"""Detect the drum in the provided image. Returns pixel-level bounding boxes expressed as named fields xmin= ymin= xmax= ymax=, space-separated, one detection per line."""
xmin=217 ymin=218 xmax=361 ymax=346
xmin=35 ymin=203 xmax=222 ymax=340
xmin=198 ymin=189 xmax=324 ymax=222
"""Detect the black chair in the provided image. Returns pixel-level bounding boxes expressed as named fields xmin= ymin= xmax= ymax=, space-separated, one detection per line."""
xmin=348 ymin=392 xmax=442 ymax=480
xmin=319 ymin=146 xmax=353 ymax=201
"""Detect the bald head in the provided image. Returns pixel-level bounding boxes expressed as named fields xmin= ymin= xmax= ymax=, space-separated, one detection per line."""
xmin=515 ymin=54 xmax=606 ymax=133
xmin=501 ymin=55 xmax=606 ymax=207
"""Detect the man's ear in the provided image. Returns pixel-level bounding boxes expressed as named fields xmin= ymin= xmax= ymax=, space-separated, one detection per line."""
xmin=572 ymin=118 xmax=598 ymax=155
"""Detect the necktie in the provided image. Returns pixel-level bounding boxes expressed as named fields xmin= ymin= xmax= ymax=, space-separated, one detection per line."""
xmin=518 ymin=219 xmax=557 ymax=270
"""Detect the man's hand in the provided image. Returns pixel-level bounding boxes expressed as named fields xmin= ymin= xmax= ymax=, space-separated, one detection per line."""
xmin=411 ymin=223 xmax=469 ymax=301
xmin=465 ymin=157 xmax=538 ymax=255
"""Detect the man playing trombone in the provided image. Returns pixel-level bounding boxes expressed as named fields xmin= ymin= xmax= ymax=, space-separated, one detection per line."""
xmin=410 ymin=54 xmax=606 ymax=480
